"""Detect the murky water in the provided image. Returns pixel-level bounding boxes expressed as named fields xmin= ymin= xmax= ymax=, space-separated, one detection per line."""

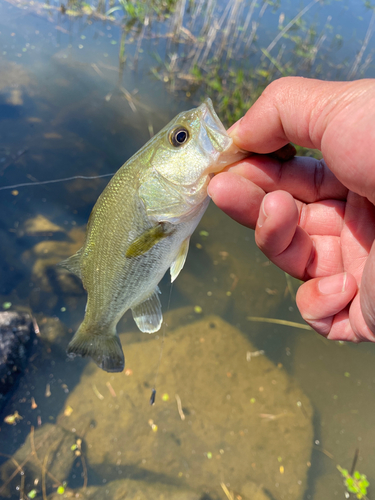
xmin=1 ymin=1 xmax=375 ymax=499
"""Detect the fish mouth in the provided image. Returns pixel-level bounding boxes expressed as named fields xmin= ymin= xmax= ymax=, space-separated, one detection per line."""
xmin=198 ymin=98 xmax=248 ymax=172
xmin=198 ymin=98 xmax=232 ymax=154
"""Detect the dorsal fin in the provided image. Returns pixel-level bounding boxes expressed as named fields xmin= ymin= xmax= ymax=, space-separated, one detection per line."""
xmin=58 ymin=248 xmax=83 ymax=279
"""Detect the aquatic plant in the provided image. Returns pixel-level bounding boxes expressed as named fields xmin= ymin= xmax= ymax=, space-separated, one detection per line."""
xmin=337 ymin=449 xmax=371 ymax=500
xmin=337 ymin=465 xmax=370 ymax=499
xmin=106 ymin=0 xmax=179 ymax=24
xmin=147 ymin=0 xmax=352 ymax=126
xmin=145 ymin=0 xmax=375 ymax=131
xmin=5 ymin=0 xmax=374 ymax=131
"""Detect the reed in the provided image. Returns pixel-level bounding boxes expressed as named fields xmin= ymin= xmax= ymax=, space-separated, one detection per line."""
xmin=348 ymin=7 xmax=375 ymax=79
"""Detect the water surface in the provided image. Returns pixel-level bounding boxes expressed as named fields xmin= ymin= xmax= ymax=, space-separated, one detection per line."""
xmin=1 ymin=1 xmax=375 ymax=499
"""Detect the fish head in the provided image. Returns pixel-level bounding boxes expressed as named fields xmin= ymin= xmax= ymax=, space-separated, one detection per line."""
xmin=150 ymin=98 xmax=248 ymax=187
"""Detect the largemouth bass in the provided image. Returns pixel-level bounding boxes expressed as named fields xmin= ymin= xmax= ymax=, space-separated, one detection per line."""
xmin=61 ymin=98 xmax=247 ymax=372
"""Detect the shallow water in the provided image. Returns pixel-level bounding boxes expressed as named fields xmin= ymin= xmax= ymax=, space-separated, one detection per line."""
xmin=1 ymin=1 xmax=375 ymax=499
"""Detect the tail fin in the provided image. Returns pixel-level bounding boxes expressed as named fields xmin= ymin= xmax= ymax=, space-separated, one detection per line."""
xmin=67 ymin=323 xmax=124 ymax=373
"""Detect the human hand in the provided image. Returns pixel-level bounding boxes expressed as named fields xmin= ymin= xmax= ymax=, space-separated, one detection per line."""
xmin=208 ymin=77 xmax=375 ymax=342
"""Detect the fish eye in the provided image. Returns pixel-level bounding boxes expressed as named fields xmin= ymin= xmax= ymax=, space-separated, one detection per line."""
xmin=169 ymin=126 xmax=189 ymax=147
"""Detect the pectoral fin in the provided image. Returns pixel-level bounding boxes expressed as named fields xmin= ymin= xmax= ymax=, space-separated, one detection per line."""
xmin=131 ymin=288 xmax=163 ymax=333
xmin=170 ymin=238 xmax=190 ymax=282
xmin=126 ymin=223 xmax=175 ymax=258
xmin=58 ymin=248 xmax=83 ymax=279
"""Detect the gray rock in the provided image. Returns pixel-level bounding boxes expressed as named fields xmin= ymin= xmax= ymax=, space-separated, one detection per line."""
xmin=0 ymin=311 xmax=35 ymax=409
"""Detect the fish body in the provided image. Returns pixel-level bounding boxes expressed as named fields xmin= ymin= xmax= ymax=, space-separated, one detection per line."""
xmin=62 ymin=98 xmax=247 ymax=372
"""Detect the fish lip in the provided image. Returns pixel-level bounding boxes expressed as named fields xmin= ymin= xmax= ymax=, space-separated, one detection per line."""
xmin=195 ymin=98 xmax=242 ymax=176
xmin=198 ymin=98 xmax=233 ymax=156
xmin=197 ymin=99 xmax=249 ymax=173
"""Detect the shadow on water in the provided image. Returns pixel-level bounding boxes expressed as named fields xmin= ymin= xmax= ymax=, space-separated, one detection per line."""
xmin=0 ymin=102 xmax=23 ymax=120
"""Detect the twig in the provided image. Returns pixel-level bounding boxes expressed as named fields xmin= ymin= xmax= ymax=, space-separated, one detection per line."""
xmin=236 ymin=0 xmax=257 ymax=51
xmin=348 ymin=9 xmax=375 ymax=79
xmin=0 ymin=452 xmax=23 ymax=465
xmin=170 ymin=0 xmax=186 ymax=41
xmin=147 ymin=121 xmax=154 ymax=139
xmin=92 ymin=384 xmax=104 ymax=400
xmin=175 ymin=394 xmax=185 ymax=421
xmin=41 ymin=451 xmax=49 ymax=500
xmin=247 ymin=317 xmax=312 ymax=330
xmin=20 ymin=472 xmax=25 ymax=500
xmin=220 ymin=481 xmax=234 ymax=500
xmin=259 ymin=412 xmax=289 ymax=421
xmin=0 ymin=426 xmax=64 ymax=495
xmin=119 ymin=86 xmax=137 ymax=113
xmin=91 ymin=63 xmax=103 ymax=76
xmin=81 ymin=454 xmax=88 ymax=489
xmin=313 ymin=445 xmax=334 ymax=459
xmin=264 ymin=0 xmax=319 ymax=56
xmin=350 ymin=448 xmax=360 ymax=476
xmin=45 ymin=383 xmax=51 ymax=397
xmin=246 ymin=350 xmax=265 ymax=361
xmin=0 ymin=455 xmax=30 ymax=495
xmin=245 ymin=20 xmax=259 ymax=51
xmin=198 ymin=20 xmax=219 ymax=67
xmin=359 ymin=53 xmax=373 ymax=75
xmin=0 ymin=148 xmax=28 ymax=175
xmin=284 ymin=272 xmax=296 ymax=301
xmin=106 ymin=381 xmax=117 ymax=397
xmin=297 ymin=400 xmax=309 ymax=419
xmin=30 ymin=426 xmax=64 ymax=485
xmin=134 ymin=15 xmax=149 ymax=66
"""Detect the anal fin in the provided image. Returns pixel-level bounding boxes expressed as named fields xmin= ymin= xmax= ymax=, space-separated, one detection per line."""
xmin=131 ymin=288 xmax=163 ymax=333
xmin=170 ymin=238 xmax=190 ymax=282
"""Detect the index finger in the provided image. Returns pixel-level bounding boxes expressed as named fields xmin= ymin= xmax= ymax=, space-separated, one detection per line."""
xmin=228 ymin=77 xmax=375 ymax=204
xmin=228 ymin=77 xmax=351 ymax=153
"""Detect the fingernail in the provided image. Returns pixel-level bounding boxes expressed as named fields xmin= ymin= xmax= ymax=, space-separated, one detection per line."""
xmin=318 ymin=272 xmax=347 ymax=295
xmin=258 ymin=195 xmax=268 ymax=228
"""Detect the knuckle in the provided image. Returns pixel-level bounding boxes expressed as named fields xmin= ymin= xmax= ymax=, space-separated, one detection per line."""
xmin=312 ymin=159 xmax=326 ymax=200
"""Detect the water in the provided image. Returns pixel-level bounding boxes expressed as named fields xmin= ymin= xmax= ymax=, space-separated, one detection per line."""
xmin=0 ymin=0 xmax=375 ymax=499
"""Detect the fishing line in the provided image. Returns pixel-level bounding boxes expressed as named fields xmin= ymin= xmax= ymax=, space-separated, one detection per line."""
xmin=150 ymin=282 xmax=173 ymax=405
xmin=0 ymin=173 xmax=115 ymax=191
xmin=1 ymin=169 xmax=172 ymax=404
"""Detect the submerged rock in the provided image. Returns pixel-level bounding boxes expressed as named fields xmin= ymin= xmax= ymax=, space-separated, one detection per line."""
xmin=22 ymin=214 xmax=65 ymax=237
xmin=240 ymin=481 xmax=272 ymax=499
xmin=0 ymin=311 xmax=35 ymax=409
xmin=0 ymin=56 xmax=30 ymax=92
xmin=22 ymin=225 xmax=85 ymax=294
xmin=57 ymin=315 xmax=313 ymax=500
xmin=20 ymin=223 xmax=86 ymax=313
xmin=0 ymin=423 xmax=77 ymax=498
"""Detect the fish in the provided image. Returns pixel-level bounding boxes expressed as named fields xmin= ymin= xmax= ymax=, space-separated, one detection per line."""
xmin=60 ymin=98 xmax=247 ymax=373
